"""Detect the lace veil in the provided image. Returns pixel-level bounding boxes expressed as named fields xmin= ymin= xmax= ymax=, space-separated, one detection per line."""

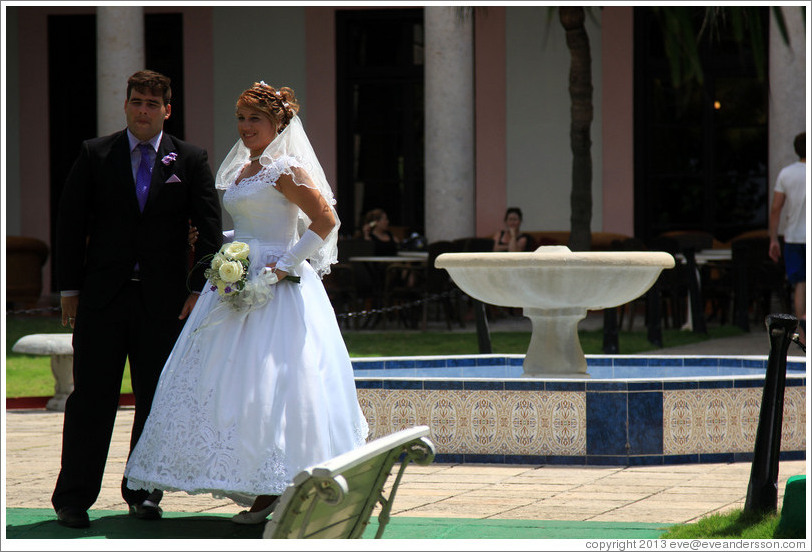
xmin=215 ymin=115 xmax=339 ymax=277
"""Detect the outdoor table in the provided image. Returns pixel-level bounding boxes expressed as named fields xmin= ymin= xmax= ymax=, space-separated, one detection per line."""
xmin=397 ymin=251 xmax=429 ymax=259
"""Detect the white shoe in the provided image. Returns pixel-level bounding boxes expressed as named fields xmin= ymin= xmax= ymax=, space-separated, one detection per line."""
xmin=230 ymin=498 xmax=278 ymax=525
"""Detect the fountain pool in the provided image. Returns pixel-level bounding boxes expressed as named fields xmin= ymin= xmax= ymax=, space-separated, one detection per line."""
xmin=352 ymin=354 xmax=806 ymax=466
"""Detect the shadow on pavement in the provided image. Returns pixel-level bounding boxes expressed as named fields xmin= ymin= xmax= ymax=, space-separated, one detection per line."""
xmin=5 ymin=508 xmax=264 ymax=539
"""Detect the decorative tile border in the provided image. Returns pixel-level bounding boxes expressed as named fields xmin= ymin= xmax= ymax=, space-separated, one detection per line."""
xmin=353 ymin=355 xmax=806 ymax=465
xmin=662 ymin=386 xmax=806 ymax=455
xmin=357 ymin=388 xmax=586 ymax=457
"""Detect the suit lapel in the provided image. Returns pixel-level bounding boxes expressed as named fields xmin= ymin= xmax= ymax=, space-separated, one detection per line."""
xmin=144 ymin=134 xmax=177 ymax=212
xmin=111 ymin=131 xmax=142 ymax=215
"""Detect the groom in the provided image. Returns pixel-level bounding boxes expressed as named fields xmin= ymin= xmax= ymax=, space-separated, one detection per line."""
xmin=52 ymin=70 xmax=222 ymax=528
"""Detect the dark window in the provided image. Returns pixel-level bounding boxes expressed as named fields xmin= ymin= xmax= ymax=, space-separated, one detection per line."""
xmin=48 ymin=11 xmax=185 ymax=290
xmin=336 ymin=8 xmax=425 ymax=237
xmin=633 ymin=7 xmax=769 ymax=243
xmin=145 ymin=12 xmax=184 ymax=139
xmin=48 ymin=14 xmax=97 ymax=291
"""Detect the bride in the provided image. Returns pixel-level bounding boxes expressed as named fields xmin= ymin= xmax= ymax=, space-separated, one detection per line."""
xmin=124 ymin=82 xmax=369 ymax=524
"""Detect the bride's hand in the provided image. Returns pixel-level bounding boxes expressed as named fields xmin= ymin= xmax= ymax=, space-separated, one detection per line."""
xmin=265 ymin=262 xmax=289 ymax=281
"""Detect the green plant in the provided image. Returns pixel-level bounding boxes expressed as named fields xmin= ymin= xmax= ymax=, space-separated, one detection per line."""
xmin=661 ymin=508 xmax=782 ymax=539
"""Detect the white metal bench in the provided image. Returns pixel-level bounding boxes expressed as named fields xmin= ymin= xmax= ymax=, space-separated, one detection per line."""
xmin=263 ymin=425 xmax=435 ymax=539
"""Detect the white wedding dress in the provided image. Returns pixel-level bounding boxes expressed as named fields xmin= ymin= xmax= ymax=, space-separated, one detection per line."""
xmin=124 ymin=156 xmax=369 ymax=503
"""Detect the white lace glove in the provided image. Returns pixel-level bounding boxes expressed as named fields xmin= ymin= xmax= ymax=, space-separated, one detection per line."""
xmin=275 ymin=229 xmax=324 ymax=276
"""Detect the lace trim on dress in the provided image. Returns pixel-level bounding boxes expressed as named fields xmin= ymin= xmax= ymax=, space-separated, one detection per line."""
xmin=223 ymin=155 xmax=305 ymax=202
xmin=125 ymin=331 xmax=294 ymax=498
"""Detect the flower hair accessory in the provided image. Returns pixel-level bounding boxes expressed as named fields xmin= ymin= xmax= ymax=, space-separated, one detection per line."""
xmin=161 ymin=152 xmax=177 ymax=165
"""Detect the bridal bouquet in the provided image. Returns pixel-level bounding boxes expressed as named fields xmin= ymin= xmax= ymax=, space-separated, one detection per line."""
xmin=204 ymin=241 xmax=279 ymax=311
xmin=203 ymin=241 xmax=301 ymax=312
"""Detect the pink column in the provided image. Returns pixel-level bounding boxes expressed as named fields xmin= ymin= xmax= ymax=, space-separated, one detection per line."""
xmin=474 ymin=7 xmax=507 ymax=237
xmin=17 ymin=8 xmax=53 ymax=292
xmin=601 ymin=6 xmax=635 ymax=236
xmin=305 ymin=7 xmax=338 ymax=193
xmin=180 ymin=7 xmax=215 ymax=162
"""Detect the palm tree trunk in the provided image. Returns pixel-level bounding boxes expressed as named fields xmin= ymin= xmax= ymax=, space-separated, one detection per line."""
xmin=559 ymin=7 xmax=593 ymax=252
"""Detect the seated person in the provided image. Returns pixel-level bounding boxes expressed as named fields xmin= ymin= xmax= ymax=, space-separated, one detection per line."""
xmin=492 ymin=207 xmax=534 ymax=252
xmin=362 ymin=208 xmax=400 ymax=256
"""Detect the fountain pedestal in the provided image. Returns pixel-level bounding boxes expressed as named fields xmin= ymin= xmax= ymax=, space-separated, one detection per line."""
xmin=524 ymin=307 xmax=589 ymax=377
xmin=436 ymin=246 xmax=675 ymax=378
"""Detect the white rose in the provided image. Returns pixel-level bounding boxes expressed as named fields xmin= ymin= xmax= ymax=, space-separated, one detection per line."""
xmin=219 ymin=260 xmax=244 ymax=283
xmin=210 ymin=252 xmax=226 ymax=271
xmin=224 ymin=241 xmax=250 ymax=261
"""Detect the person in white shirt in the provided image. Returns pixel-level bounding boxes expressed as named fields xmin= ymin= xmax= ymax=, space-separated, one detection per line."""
xmin=769 ymin=131 xmax=806 ymax=343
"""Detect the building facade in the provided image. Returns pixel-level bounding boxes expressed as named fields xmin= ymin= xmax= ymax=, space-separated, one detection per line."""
xmin=4 ymin=5 xmax=807 ymax=297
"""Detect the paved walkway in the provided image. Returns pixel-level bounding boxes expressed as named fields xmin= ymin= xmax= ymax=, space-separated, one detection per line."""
xmin=5 ymin=311 xmax=806 ymax=529
xmin=5 ymin=408 xmax=805 ymax=525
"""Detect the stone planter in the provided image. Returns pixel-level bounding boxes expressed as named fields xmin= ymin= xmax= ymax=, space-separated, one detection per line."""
xmin=6 ymin=236 xmax=49 ymax=309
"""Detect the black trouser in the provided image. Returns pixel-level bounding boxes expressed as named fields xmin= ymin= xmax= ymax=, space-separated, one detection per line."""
xmin=52 ymin=280 xmax=183 ymax=511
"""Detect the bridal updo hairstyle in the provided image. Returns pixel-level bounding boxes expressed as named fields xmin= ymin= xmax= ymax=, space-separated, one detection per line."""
xmin=236 ymin=82 xmax=300 ymax=132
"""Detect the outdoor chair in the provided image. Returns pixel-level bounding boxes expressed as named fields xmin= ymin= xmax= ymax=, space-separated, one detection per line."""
xmin=263 ymin=425 xmax=435 ymax=539
xmin=382 ymin=261 xmax=425 ymax=329
xmin=421 ymin=240 xmax=463 ymax=330
xmin=322 ymin=263 xmax=362 ymax=329
xmin=451 ymin=236 xmax=495 ymax=253
xmin=646 ymin=235 xmax=692 ymax=329
xmin=332 ymin=237 xmax=376 ymax=325
xmin=731 ymin=235 xmax=790 ymax=331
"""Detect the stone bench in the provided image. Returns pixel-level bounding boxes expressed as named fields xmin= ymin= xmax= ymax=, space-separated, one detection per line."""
xmin=12 ymin=333 xmax=74 ymax=411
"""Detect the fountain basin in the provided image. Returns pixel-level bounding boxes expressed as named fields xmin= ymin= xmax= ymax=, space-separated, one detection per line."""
xmin=352 ymin=354 xmax=807 ymax=466
xmin=435 ymin=246 xmax=675 ymax=377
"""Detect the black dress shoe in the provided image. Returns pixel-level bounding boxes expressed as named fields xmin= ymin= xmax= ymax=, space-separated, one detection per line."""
xmin=129 ymin=501 xmax=163 ymax=520
xmin=56 ymin=506 xmax=90 ymax=528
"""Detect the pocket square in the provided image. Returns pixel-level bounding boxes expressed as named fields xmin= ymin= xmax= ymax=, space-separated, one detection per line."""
xmin=165 ymin=174 xmax=182 ymax=183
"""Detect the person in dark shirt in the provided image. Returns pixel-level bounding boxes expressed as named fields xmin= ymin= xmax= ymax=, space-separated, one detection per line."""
xmin=362 ymin=208 xmax=399 ymax=256
xmin=492 ymin=207 xmax=534 ymax=251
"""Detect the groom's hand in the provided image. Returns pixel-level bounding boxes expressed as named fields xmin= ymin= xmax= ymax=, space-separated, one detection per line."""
xmin=61 ymin=295 xmax=79 ymax=328
xmin=179 ymin=294 xmax=199 ymax=320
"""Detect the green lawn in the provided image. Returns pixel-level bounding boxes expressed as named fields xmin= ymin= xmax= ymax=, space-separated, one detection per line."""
xmin=660 ymin=508 xmax=799 ymax=539
xmin=5 ymin=314 xmax=743 ymax=398
xmin=341 ymin=323 xmax=743 ymax=357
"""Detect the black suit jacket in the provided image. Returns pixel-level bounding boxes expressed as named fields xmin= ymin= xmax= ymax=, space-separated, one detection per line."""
xmin=56 ymin=130 xmax=222 ymax=318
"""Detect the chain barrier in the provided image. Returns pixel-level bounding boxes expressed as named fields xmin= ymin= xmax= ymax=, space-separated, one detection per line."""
xmin=334 ymin=289 xmax=463 ymax=322
xmin=6 ymin=291 xmax=464 ymax=321
xmin=6 ymin=305 xmax=62 ymax=316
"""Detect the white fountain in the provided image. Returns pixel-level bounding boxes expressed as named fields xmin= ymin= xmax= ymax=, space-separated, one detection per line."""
xmin=435 ymin=246 xmax=675 ymax=378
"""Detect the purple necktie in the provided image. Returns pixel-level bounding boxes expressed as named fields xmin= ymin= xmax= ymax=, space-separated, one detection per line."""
xmin=136 ymin=143 xmax=153 ymax=212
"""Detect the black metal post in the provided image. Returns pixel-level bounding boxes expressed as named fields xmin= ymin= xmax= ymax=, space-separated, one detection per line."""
xmin=646 ymin=280 xmax=663 ymax=348
xmin=733 ymin=245 xmax=750 ymax=332
xmin=683 ymin=248 xmax=707 ymax=334
xmin=602 ymin=308 xmax=619 ymax=354
xmin=744 ymin=313 xmax=797 ymax=514
xmin=473 ymin=299 xmax=492 ymax=354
